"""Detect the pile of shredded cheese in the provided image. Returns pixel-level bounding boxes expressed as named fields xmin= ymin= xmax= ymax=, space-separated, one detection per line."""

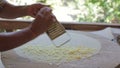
xmin=19 ymin=45 xmax=95 ymax=63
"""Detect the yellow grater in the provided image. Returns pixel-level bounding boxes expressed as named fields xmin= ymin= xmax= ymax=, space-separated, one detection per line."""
xmin=46 ymin=17 xmax=71 ymax=46
xmin=38 ymin=7 xmax=71 ymax=47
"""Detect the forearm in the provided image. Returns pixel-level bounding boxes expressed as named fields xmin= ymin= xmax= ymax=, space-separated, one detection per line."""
xmin=0 ymin=2 xmax=28 ymax=19
xmin=0 ymin=26 xmax=37 ymax=52
xmin=0 ymin=7 xmax=53 ymax=52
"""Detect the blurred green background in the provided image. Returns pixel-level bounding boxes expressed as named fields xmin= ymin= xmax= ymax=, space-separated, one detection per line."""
xmin=7 ymin=0 xmax=120 ymax=23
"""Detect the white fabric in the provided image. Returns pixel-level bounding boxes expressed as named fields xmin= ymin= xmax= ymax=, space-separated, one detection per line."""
xmin=0 ymin=53 xmax=5 ymax=68
xmin=90 ymin=27 xmax=115 ymax=41
xmin=90 ymin=27 xmax=120 ymax=43
xmin=111 ymin=28 xmax=120 ymax=34
xmin=2 ymin=31 xmax=120 ymax=68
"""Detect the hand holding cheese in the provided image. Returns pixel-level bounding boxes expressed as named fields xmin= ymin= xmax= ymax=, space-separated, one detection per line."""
xmin=0 ymin=7 xmax=55 ymax=51
xmin=30 ymin=7 xmax=55 ymax=36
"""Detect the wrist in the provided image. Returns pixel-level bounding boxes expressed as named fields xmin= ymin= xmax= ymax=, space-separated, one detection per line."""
xmin=29 ymin=26 xmax=42 ymax=37
xmin=26 ymin=26 xmax=38 ymax=38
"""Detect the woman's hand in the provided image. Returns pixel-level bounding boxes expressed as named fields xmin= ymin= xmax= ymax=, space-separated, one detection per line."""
xmin=27 ymin=3 xmax=50 ymax=18
xmin=30 ymin=7 xmax=55 ymax=36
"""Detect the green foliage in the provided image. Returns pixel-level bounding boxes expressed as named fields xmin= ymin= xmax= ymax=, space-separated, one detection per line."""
xmin=36 ymin=0 xmax=46 ymax=3
xmin=10 ymin=0 xmax=120 ymax=23
xmin=57 ymin=0 xmax=120 ymax=23
xmin=40 ymin=0 xmax=120 ymax=23
xmin=85 ymin=0 xmax=120 ymax=23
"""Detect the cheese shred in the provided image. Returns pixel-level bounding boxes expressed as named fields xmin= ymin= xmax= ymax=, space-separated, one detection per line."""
xmin=19 ymin=45 xmax=95 ymax=63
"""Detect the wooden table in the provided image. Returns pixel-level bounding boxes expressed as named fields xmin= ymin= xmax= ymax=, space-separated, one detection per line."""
xmin=1 ymin=30 xmax=120 ymax=68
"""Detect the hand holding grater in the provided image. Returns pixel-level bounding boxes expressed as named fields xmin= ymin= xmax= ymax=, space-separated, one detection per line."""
xmin=39 ymin=7 xmax=71 ymax=47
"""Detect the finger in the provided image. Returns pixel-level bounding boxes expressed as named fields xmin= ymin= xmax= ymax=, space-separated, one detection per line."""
xmin=37 ymin=7 xmax=53 ymax=19
xmin=46 ymin=14 xmax=57 ymax=23
xmin=34 ymin=6 xmax=52 ymax=17
xmin=40 ymin=7 xmax=52 ymax=16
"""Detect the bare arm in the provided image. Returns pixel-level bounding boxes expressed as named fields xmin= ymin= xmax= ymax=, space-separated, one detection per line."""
xmin=0 ymin=7 xmax=54 ymax=52
xmin=0 ymin=27 xmax=36 ymax=51
xmin=0 ymin=1 xmax=48 ymax=18
xmin=0 ymin=1 xmax=28 ymax=18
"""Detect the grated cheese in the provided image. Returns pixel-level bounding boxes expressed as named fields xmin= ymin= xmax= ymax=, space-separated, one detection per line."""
xmin=19 ymin=45 xmax=96 ymax=63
